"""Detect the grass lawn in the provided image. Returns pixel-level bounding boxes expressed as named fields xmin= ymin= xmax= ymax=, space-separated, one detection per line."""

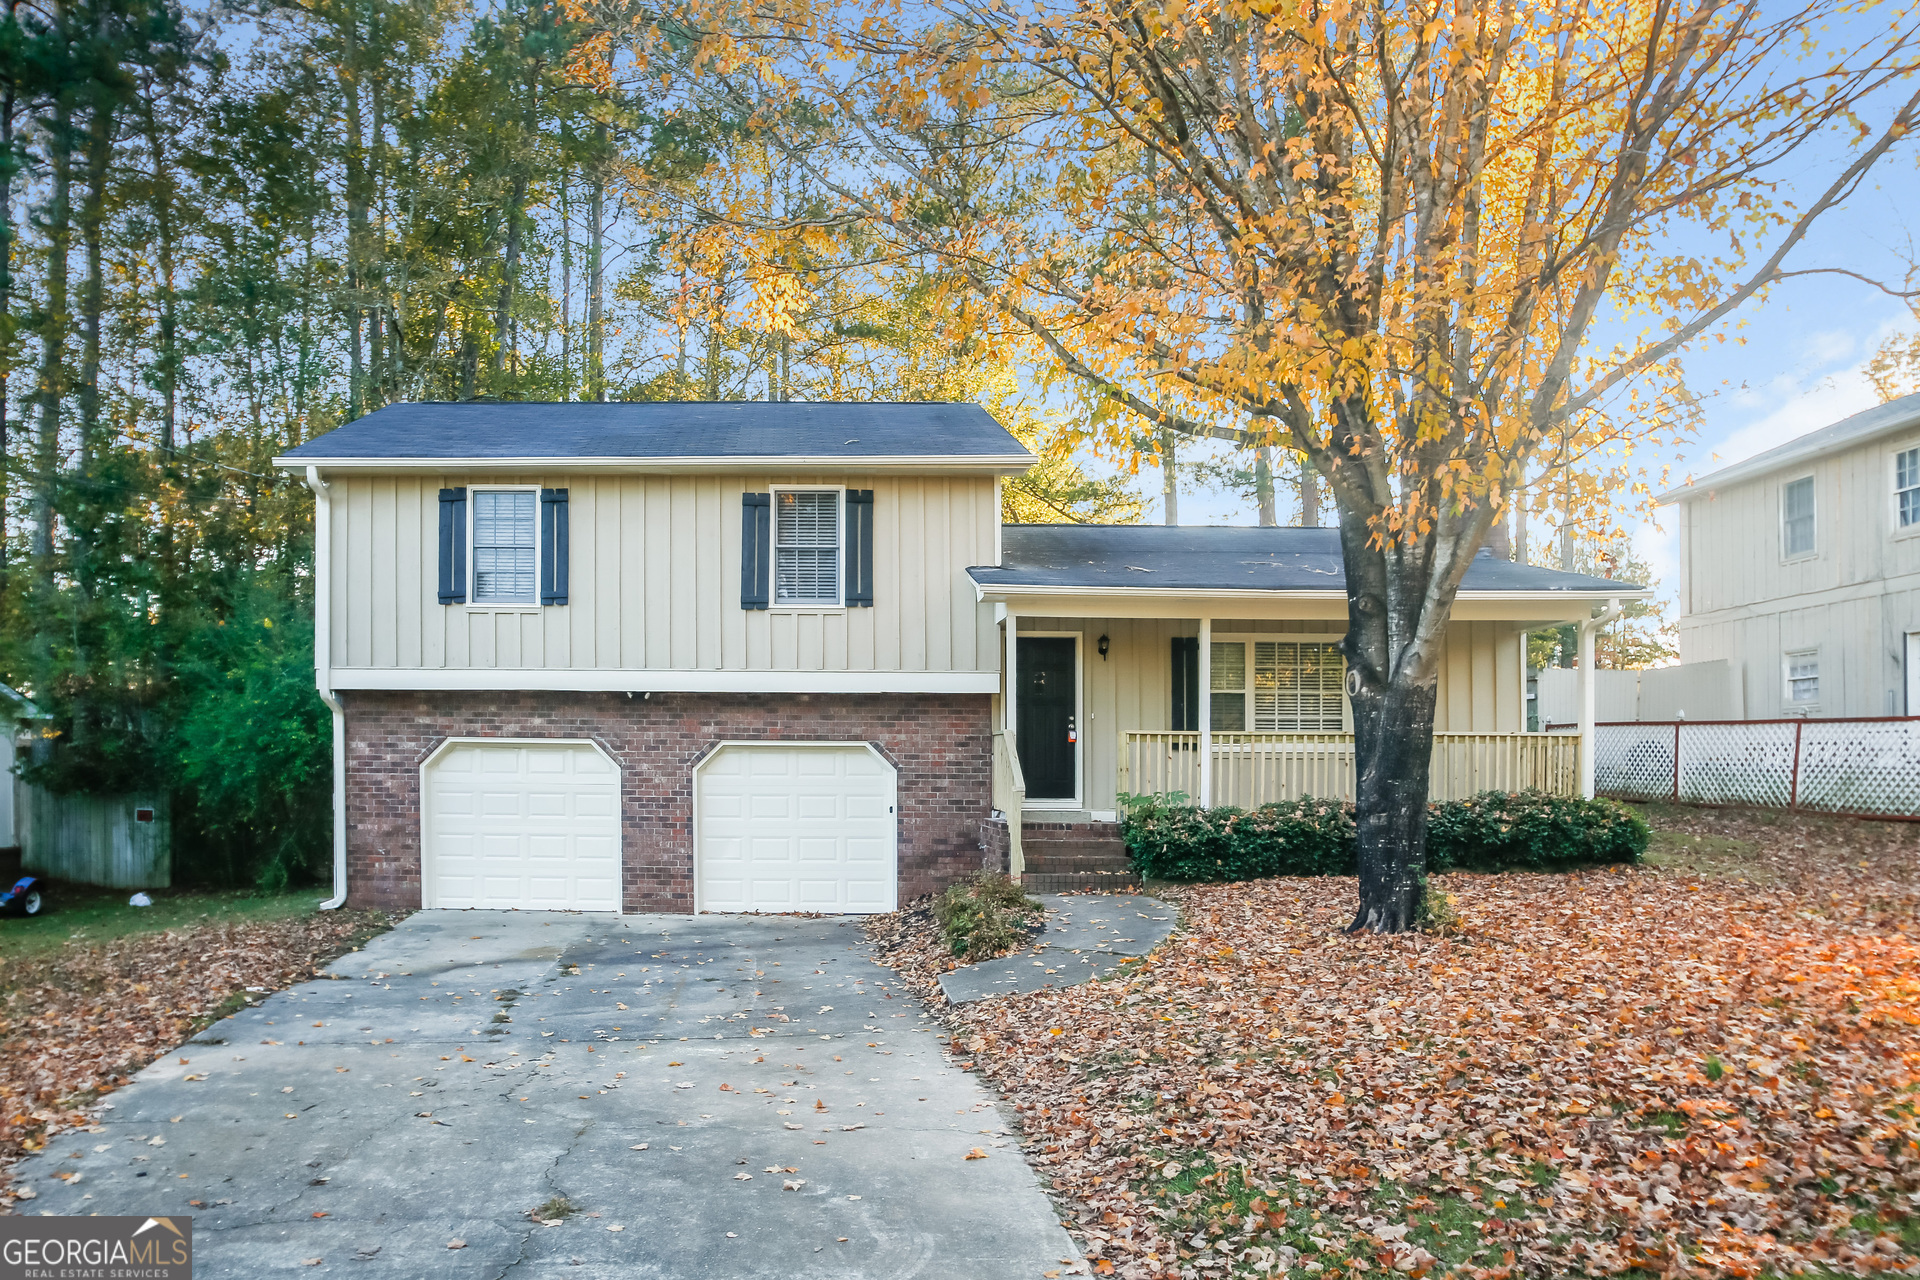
xmin=0 ymin=877 xmax=397 ymax=1200
xmin=936 ymin=805 xmax=1920 ymax=1280
xmin=0 ymin=882 xmax=331 ymax=962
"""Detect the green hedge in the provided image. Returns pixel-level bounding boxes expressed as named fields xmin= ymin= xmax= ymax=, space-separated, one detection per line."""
xmin=1120 ymin=790 xmax=1646 ymax=883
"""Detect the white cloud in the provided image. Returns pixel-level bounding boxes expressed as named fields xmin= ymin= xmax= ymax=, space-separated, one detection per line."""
xmin=1696 ymin=313 xmax=1913 ymax=473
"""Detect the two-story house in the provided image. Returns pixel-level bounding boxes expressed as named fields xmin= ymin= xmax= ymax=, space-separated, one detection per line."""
xmin=1656 ymin=391 xmax=1920 ymax=720
xmin=278 ymin=401 xmax=1638 ymax=915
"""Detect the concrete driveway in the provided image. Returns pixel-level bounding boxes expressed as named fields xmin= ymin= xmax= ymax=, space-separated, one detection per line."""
xmin=12 ymin=911 xmax=1082 ymax=1278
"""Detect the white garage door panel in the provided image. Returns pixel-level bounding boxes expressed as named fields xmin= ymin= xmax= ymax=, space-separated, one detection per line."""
xmin=697 ymin=745 xmax=897 ymax=914
xmin=426 ymin=743 xmax=621 ymax=911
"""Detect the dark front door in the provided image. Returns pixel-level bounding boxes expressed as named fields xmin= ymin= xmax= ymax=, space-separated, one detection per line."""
xmin=1017 ymin=637 xmax=1078 ymax=802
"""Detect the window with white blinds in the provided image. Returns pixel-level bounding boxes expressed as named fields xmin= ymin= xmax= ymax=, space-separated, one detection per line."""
xmin=1210 ymin=639 xmax=1346 ymax=731
xmin=773 ymin=489 xmax=841 ymax=606
xmin=471 ymin=488 xmax=537 ymax=604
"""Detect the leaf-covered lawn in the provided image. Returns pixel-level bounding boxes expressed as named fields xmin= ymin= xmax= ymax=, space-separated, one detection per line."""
xmin=0 ymin=898 xmax=397 ymax=1204
xmin=947 ymin=808 xmax=1920 ymax=1278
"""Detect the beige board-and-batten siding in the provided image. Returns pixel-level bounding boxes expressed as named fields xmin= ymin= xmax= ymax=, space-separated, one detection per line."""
xmin=328 ymin=473 xmax=999 ymax=677
xmin=18 ymin=785 xmax=170 ymax=888
xmin=1675 ymin=420 xmax=1920 ymax=718
xmin=1012 ymin=616 xmax=1527 ymax=815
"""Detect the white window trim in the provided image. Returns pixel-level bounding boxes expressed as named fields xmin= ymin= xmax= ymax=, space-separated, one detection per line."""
xmin=1782 ymin=647 xmax=1821 ymax=712
xmin=768 ymin=485 xmax=845 ymax=612
xmin=466 ymin=484 xmax=543 ymax=612
xmin=1209 ymin=632 xmax=1351 ymax=733
xmin=1016 ymin=630 xmax=1083 ymax=810
xmin=1779 ymin=472 xmax=1817 ymax=562
xmin=1892 ymin=441 xmax=1920 ymax=539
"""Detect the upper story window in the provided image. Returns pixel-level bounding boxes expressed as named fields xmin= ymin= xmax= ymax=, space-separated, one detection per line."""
xmin=1785 ymin=648 xmax=1819 ymax=707
xmin=472 ymin=488 xmax=538 ymax=605
xmin=1898 ymin=446 xmax=1920 ymax=530
xmin=1781 ymin=475 xmax=1816 ymax=558
xmin=773 ymin=489 xmax=841 ymax=606
xmin=1209 ymin=639 xmax=1346 ymax=731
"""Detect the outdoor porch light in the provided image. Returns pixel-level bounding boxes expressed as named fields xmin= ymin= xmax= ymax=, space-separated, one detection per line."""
xmin=1098 ymin=633 xmax=1110 ymax=659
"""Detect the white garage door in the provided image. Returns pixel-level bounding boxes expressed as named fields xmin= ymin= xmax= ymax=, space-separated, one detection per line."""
xmin=424 ymin=741 xmax=621 ymax=911
xmin=696 ymin=745 xmax=897 ymax=914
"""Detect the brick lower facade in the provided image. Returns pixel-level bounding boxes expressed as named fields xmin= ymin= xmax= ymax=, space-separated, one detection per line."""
xmin=341 ymin=690 xmax=994 ymax=913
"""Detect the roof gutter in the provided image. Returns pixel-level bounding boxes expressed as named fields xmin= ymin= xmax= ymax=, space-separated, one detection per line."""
xmin=304 ymin=466 xmax=347 ymax=912
xmin=969 ymin=581 xmax=1652 ymax=603
xmin=270 ymin=453 xmax=1039 ymax=476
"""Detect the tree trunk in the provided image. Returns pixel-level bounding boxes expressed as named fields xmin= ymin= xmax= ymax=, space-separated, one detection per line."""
xmin=32 ymin=99 xmax=71 ymax=586
xmin=1299 ymin=456 xmax=1319 ymax=527
xmin=0 ymin=46 xmax=16 ymax=600
xmin=559 ymin=174 xmax=572 ymax=398
xmin=1158 ymin=427 xmax=1177 ymax=524
xmin=340 ymin=16 xmax=368 ymax=419
xmin=1346 ymin=674 xmax=1437 ymax=934
xmin=587 ymin=133 xmax=606 ymax=402
xmin=78 ymin=92 xmax=111 ymax=453
xmin=1253 ymin=445 xmax=1276 ymax=525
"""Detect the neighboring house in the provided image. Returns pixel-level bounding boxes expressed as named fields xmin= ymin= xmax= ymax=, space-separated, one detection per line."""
xmin=276 ymin=402 xmax=1640 ymax=916
xmin=1656 ymin=392 xmax=1920 ymax=719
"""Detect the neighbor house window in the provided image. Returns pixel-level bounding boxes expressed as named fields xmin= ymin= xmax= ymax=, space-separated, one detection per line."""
xmin=1782 ymin=475 xmax=1816 ymax=557
xmin=773 ymin=489 xmax=841 ymax=606
xmin=471 ymin=488 xmax=537 ymax=604
xmin=1898 ymin=447 xmax=1920 ymax=529
xmin=1785 ymin=649 xmax=1820 ymax=707
xmin=1209 ymin=640 xmax=1346 ymax=731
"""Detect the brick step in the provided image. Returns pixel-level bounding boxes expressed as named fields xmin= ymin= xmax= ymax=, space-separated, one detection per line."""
xmin=1021 ymin=870 xmax=1143 ymax=895
xmin=1022 ymin=851 xmax=1134 ymax=874
xmin=1019 ymin=825 xmax=1123 ymax=845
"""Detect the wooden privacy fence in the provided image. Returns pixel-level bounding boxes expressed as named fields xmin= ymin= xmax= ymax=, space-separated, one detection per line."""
xmin=1594 ymin=717 xmax=1920 ymax=819
xmin=17 ymin=784 xmax=171 ymax=888
xmin=1120 ymin=731 xmax=1579 ymax=807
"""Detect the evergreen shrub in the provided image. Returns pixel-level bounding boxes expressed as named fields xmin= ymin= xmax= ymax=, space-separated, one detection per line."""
xmin=1119 ymin=789 xmax=1645 ymax=883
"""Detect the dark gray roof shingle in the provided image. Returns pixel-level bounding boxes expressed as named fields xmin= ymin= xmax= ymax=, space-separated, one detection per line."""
xmin=277 ymin=401 xmax=1031 ymax=461
xmin=970 ymin=525 xmax=1643 ymax=594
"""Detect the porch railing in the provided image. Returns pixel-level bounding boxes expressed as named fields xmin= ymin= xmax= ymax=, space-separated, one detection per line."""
xmin=1119 ymin=731 xmax=1579 ymax=807
xmin=991 ymin=730 xmax=1027 ymax=878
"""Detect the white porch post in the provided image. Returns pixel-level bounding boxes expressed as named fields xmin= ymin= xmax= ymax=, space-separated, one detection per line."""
xmin=1198 ymin=617 xmax=1213 ymax=806
xmin=1577 ymin=620 xmax=1596 ymax=798
xmin=1005 ymin=611 xmax=1018 ymax=734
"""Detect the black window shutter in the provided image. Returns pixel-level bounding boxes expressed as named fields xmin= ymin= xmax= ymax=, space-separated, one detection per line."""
xmin=437 ymin=487 xmax=467 ymax=604
xmin=844 ymin=489 xmax=874 ymax=607
xmin=1171 ymin=637 xmax=1199 ymax=730
xmin=741 ymin=493 xmax=771 ymax=609
xmin=540 ymin=488 xmax=570 ymax=605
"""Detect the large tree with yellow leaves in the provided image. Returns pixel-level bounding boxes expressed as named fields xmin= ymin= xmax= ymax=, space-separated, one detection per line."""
xmin=649 ymin=0 xmax=1920 ymax=929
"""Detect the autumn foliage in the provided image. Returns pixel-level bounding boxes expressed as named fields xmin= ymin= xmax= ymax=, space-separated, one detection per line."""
xmin=951 ymin=813 xmax=1920 ymax=1277
xmin=0 ymin=910 xmax=393 ymax=1199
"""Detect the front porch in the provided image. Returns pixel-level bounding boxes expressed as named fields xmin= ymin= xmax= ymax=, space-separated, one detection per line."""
xmin=967 ymin=524 xmax=1644 ymax=882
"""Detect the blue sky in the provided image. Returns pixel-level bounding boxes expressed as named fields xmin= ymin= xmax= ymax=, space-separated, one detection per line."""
xmin=1125 ymin=141 xmax=1920 ymax=618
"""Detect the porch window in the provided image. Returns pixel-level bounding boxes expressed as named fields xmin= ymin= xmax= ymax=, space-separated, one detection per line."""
xmin=1209 ymin=640 xmax=1346 ymax=731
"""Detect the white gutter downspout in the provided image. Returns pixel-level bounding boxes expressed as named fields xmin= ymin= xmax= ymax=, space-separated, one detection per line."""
xmin=1577 ymin=598 xmax=1625 ymax=800
xmin=305 ymin=465 xmax=347 ymax=910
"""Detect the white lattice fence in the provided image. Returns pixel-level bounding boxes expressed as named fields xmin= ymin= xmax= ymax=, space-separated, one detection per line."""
xmin=1596 ymin=718 xmax=1920 ymax=817
xmin=1592 ymin=724 xmax=1675 ymax=800
xmin=1796 ymin=720 xmax=1920 ymax=817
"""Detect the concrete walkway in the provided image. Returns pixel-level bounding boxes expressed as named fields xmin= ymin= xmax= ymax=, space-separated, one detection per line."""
xmin=939 ymin=894 xmax=1175 ymax=1004
xmin=11 ymin=911 xmax=1082 ymax=1279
